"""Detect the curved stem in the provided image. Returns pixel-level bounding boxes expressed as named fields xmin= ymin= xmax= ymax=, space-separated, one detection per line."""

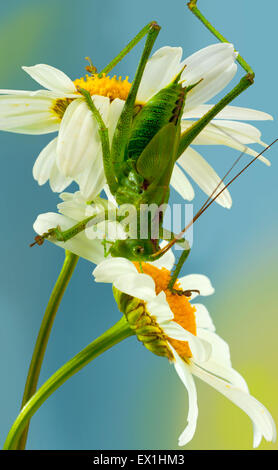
xmin=16 ymin=250 xmax=79 ymax=450
xmin=4 ymin=317 xmax=133 ymax=450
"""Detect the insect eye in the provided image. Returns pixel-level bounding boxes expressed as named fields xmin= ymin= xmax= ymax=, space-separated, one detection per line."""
xmin=133 ymin=245 xmax=144 ymax=254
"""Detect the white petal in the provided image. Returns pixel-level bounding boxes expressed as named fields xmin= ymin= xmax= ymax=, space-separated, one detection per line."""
xmin=114 ymin=272 xmax=156 ymax=302
xmin=22 ymin=64 xmax=76 ymax=94
xmin=49 ymin=165 xmax=72 ymax=192
xmin=194 ymin=304 xmax=215 ymax=332
xmin=149 ymin=241 xmax=175 ymax=271
xmin=33 ymin=212 xmax=105 ymax=264
xmin=186 ymin=63 xmax=237 ymax=111
xmin=183 ymin=104 xmax=273 ymax=121
xmin=181 ymin=43 xmax=237 ymax=109
xmin=170 ymin=346 xmax=198 ymax=446
xmin=170 ymin=164 xmax=195 ymax=201
xmin=33 ymin=138 xmax=57 ymax=185
xmin=178 ymin=274 xmax=215 ymax=299
xmin=196 ymin=328 xmax=232 ymax=368
xmin=182 ymin=120 xmax=270 ymax=166
xmin=177 ymin=146 xmax=232 ymax=209
xmin=0 ymin=94 xmax=59 ymax=134
xmin=191 ymin=363 xmax=276 ymax=447
xmin=164 ymin=323 xmax=211 ymax=363
xmin=147 ymin=291 xmax=174 ymax=322
xmin=181 ymin=43 xmax=236 ymax=83
xmin=93 ymin=257 xmax=137 ymax=283
xmin=57 ymin=96 xmax=110 ymax=177
xmin=103 ymin=184 xmax=118 ymax=206
xmin=76 ymin=148 xmax=106 ymax=200
xmin=33 ymin=137 xmax=72 ymax=192
xmin=107 ymin=98 xmax=125 ymax=141
xmin=137 ymin=46 xmax=183 ymax=103
xmin=58 ymin=191 xmax=89 ymax=220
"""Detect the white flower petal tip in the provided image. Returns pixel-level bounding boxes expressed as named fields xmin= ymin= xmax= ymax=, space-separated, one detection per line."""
xmin=93 ymin=257 xmax=137 ymax=283
xmin=191 ymin=363 xmax=276 ymax=448
xmin=22 ymin=64 xmax=76 ymax=95
xmin=178 ymin=274 xmax=215 ymax=299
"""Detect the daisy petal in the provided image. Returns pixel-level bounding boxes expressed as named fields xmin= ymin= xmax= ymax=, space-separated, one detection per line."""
xmin=147 ymin=291 xmax=174 ymax=322
xmin=183 ymin=104 xmax=273 ymax=121
xmin=170 ymin=346 xmax=198 ymax=446
xmin=177 ymin=146 xmax=232 ymax=208
xmin=0 ymin=94 xmax=59 ymax=134
xmin=150 ymin=241 xmax=175 ymax=271
xmin=178 ymin=274 xmax=215 ymax=299
xmin=22 ymin=64 xmax=76 ymax=94
xmin=137 ymin=46 xmax=183 ymax=103
xmin=107 ymin=98 xmax=125 ymax=141
xmin=194 ymin=304 xmax=215 ymax=332
xmin=191 ymin=363 xmax=276 ymax=447
xmin=33 ymin=138 xmax=57 ymax=186
xmin=33 ymin=138 xmax=72 ymax=191
xmin=58 ymin=191 xmax=89 ymax=220
xmin=57 ymin=96 xmax=110 ymax=177
xmin=49 ymin=164 xmax=73 ymax=193
xmin=114 ymin=272 xmax=156 ymax=302
xmin=93 ymin=257 xmax=137 ymax=283
xmin=181 ymin=44 xmax=237 ymax=110
xmin=76 ymin=148 xmax=106 ymax=200
xmin=182 ymin=120 xmax=271 ymax=166
xmin=164 ymin=324 xmax=211 ymax=363
xmin=170 ymin=164 xmax=195 ymax=201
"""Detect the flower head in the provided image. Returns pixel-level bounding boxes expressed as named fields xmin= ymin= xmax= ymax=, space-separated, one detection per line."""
xmin=0 ymin=43 xmax=272 ymax=205
xmin=93 ymin=252 xmax=276 ymax=447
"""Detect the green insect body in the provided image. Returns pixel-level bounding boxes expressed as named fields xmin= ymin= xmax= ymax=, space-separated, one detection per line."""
xmin=39 ymin=7 xmax=256 ymax=268
xmin=114 ymin=78 xmax=186 ymax=208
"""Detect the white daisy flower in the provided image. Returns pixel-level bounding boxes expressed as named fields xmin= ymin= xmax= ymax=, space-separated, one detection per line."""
xmin=0 ymin=43 xmax=272 ymax=205
xmin=93 ymin=253 xmax=276 ymax=448
xmin=33 ymin=191 xmax=126 ymax=263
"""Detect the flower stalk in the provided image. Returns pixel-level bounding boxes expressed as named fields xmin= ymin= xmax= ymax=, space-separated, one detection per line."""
xmin=16 ymin=250 xmax=79 ymax=450
xmin=4 ymin=316 xmax=133 ymax=450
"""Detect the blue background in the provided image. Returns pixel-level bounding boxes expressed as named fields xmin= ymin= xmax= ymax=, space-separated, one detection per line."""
xmin=0 ymin=0 xmax=277 ymax=449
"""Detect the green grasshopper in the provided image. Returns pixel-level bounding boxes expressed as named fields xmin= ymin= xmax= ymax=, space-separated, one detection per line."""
xmin=33 ymin=1 xmax=263 ymax=266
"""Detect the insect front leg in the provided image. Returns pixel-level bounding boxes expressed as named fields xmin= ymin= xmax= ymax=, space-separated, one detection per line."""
xmin=100 ymin=22 xmax=161 ymax=75
xmin=111 ymin=22 xmax=160 ymax=179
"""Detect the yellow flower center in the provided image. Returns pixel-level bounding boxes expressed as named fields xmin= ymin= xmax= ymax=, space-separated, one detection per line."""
xmin=74 ymin=73 xmax=132 ymax=101
xmin=135 ymin=263 xmax=197 ymax=358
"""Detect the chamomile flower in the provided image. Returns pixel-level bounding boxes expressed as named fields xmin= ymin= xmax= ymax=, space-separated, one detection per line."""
xmin=0 ymin=43 xmax=272 ymax=205
xmin=93 ymin=253 xmax=276 ymax=448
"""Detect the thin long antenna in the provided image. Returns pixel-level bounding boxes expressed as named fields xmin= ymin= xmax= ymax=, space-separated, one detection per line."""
xmin=153 ymin=138 xmax=277 ymax=258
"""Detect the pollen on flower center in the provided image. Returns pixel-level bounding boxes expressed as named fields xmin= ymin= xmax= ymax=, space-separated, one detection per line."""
xmin=74 ymin=73 xmax=132 ymax=101
xmin=135 ymin=263 xmax=197 ymax=358
xmin=50 ymin=98 xmax=73 ymax=120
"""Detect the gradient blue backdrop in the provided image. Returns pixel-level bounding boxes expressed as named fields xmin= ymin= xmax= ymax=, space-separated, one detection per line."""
xmin=0 ymin=0 xmax=277 ymax=449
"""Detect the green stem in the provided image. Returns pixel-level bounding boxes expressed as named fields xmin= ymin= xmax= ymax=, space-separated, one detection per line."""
xmin=16 ymin=250 xmax=79 ymax=450
xmin=4 ymin=317 xmax=133 ymax=450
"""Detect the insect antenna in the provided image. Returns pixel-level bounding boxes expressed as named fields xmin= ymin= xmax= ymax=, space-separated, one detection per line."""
xmin=153 ymin=137 xmax=278 ymax=258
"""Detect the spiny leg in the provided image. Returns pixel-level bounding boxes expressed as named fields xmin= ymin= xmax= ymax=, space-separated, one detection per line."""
xmin=111 ymin=22 xmax=160 ymax=179
xmin=78 ymin=87 xmax=118 ymax=193
xmin=177 ymin=0 xmax=255 ymax=156
xmin=30 ymin=213 xmax=110 ymax=247
xmin=100 ymin=22 xmax=160 ymax=75
xmin=187 ymin=0 xmax=253 ymax=75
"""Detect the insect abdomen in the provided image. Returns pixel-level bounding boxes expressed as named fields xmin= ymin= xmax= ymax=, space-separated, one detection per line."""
xmin=127 ymin=80 xmax=185 ymax=162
